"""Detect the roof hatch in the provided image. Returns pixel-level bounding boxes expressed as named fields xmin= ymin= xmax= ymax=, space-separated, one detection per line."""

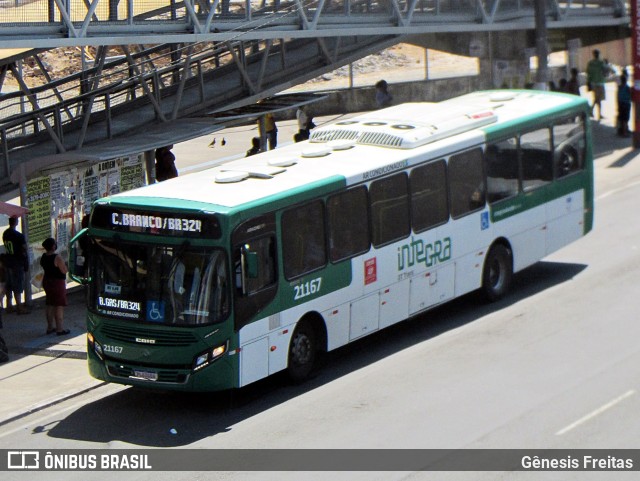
xmin=310 ymin=106 xmax=498 ymax=149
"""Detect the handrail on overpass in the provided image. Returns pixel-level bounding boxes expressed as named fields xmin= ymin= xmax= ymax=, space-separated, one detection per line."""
xmin=0 ymin=0 xmax=629 ymax=47
xmin=0 ymin=0 xmax=630 ymax=190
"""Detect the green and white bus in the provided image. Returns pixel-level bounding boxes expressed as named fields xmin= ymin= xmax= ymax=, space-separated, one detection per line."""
xmin=71 ymin=90 xmax=593 ymax=392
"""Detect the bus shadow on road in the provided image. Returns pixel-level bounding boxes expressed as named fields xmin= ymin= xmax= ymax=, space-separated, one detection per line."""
xmin=44 ymin=260 xmax=586 ymax=447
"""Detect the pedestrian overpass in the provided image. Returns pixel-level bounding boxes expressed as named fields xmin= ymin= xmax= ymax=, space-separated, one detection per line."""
xmin=0 ymin=0 xmax=630 ymax=187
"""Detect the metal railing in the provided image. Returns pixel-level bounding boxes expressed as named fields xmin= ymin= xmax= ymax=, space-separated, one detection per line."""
xmin=0 ymin=0 xmax=628 ymax=46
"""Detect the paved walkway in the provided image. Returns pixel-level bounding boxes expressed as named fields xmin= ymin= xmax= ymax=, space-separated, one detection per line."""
xmin=0 ymin=84 xmax=636 ymax=427
xmin=0 ymin=288 xmax=103 ymax=426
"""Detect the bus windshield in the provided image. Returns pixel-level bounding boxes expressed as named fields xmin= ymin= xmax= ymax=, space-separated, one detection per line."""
xmin=89 ymin=239 xmax=229 ymax=326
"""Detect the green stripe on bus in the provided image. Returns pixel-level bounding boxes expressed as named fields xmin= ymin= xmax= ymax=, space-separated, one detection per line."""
xmin=490 ymin=172 xmax=591 ymax=223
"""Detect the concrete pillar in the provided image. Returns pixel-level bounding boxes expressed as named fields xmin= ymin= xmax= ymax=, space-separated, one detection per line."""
xmin=476 ymin=31 xmax=531 ymax=89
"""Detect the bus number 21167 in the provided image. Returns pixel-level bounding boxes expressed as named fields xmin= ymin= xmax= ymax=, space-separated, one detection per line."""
xmin=294 ymin=278 xmax=322 ymax=301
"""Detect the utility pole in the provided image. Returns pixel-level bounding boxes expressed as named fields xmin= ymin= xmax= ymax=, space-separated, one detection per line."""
xmin=534 ymin=0 xmax=549 ymax=90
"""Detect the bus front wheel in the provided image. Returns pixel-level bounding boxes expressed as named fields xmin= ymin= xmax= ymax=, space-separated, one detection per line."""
xmin=481 ymin=244 xmax=513 ymax=302
xmin=287 ymin=321 xmax=317 ymax=383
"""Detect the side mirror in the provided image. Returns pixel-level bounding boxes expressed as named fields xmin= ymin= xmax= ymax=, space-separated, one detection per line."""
xmin=69 ymin=227 xmax=91 ymax=285
xmin=239 ymin=245 xmax=259 ymax=296
xmin=245 ymin=251 xmax=259 ymax=279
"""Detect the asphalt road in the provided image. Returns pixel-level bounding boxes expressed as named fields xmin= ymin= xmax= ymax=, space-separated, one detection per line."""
xmin=1 ymin=87 xmax=640 ymax=481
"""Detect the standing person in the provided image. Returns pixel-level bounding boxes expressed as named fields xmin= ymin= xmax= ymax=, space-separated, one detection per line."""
xmin=155 ymin=145 xmax=178 ymax=182
xmin=245 ymin=137 xmax=261 ymax=157
xmin=296 ymin=106 xmax=309 ymax=140
xmin=375 ymin=80 xmax=393 ymax=108
xmin=564 ymin=68 xmax=581 ymax=96
xmin=586 ymin=49 xmax=606 ymax=120
xmin=40 ymin=238 xmax=69 ymax=336
xmin=617 ymin=74 xmax=631 ymax=137
xmin=296 ymin=106 xmax=309 ymax=134
xmin=2 ymin=216 xmax=28 ymax=314
xmin=296 ymin=106 xmax=315 ymax=140
xmin=258 ymin=113 xmax=278 ymax=150
xmin=0 ymin=254 xmax=6 ymax=328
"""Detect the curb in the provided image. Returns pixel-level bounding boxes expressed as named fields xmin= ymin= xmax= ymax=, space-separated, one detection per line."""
xmin=0 ymin=381 xmax=107 ymax=428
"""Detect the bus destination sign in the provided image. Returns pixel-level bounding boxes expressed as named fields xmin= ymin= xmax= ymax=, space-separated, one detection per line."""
xmin=91 ymin=205 xmax=221 ymax=238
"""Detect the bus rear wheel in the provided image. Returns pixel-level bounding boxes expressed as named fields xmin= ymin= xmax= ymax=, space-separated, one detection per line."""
xmin=481 ymin=244 xmax=513 ymax=302
xmin=287 ymin=321 xmax=317 ymax=383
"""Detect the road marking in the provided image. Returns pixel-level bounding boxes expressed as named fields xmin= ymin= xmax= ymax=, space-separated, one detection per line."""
xmin=555 ymin=389 xmax=635 ymax=436
xmin=597 ymin=180 xmax=640 ymax=201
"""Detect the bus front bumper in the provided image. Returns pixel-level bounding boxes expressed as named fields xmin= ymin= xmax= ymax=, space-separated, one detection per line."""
xmin=87 ymin=347 xmax=236 ymax=392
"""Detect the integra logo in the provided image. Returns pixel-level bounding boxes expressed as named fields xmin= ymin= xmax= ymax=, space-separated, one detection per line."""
xmin=135 ymin=338 xmax=156 ymax=344
xmin=397 ymin=236 xmax=452 ymax=270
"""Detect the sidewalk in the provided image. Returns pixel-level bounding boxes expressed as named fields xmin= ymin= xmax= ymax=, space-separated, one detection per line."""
xmin=0 ymin=288 xmax=103 ymax=426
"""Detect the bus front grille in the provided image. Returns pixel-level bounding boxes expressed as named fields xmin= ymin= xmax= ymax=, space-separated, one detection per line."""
xmin=101 ymin=324 xmax=199 ymax=347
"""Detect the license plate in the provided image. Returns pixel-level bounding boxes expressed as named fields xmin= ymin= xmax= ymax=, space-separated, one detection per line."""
xmin=133 ymin=370 xmax=158 ymax=381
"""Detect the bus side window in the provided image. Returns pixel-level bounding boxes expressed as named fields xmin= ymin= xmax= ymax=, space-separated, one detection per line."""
xmin=449 ymin=148 xmax=485 ymax=218
xmin=520 ymin=127 xmax=553 ymax=190
xmin=410 ymin=159 xmax=449 ymax=232
xmin=369 ymin=173 xmax=410 ymax=247
xmin=553 ymin=115 xmax=586 ymax=178
xmin=484 ymin=139 xmax=520 ymax=204
xmin=282 ymin=200 xmax=327 ymax=279
xmin=327 ymin=186 xmax=370 ymax=262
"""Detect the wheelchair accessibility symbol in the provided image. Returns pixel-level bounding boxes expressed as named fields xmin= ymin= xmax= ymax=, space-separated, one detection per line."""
xmin=481 ymin=211 xmax=490 ymax=231
xmin=147 ymin=301 xmax=165 ymax=322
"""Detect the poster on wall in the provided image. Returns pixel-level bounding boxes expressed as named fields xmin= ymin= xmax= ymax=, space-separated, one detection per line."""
xmin=24 ymin=153 xmax=147 ymax=291
xmin=26 ymin=176 xmax=51 ymax=246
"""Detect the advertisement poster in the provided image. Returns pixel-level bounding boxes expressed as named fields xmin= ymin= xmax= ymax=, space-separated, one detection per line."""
xmin=24 ymin=153 xmax=146 ymax=291
xmin=25 ymin=176 xmax=51 ymax=246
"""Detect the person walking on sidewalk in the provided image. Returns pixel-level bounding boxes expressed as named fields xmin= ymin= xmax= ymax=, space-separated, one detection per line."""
xmin=40 ymin=238 xmax=69 ymax=336
xmin=2 ymin=216 xmax=28 ymax=314
xmin=586 ymin=49 xmax=607 ymax=121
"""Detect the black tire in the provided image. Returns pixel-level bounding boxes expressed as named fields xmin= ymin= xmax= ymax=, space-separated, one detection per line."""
xmin=481 ymin=244 xmax=513 ymax=302
xmin=287 ymin=321 xmax=317 ymax=383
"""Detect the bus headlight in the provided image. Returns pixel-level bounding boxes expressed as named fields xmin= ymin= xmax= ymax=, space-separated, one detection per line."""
xmin=193 ymin=341 xmax=228 ymax=372
xmin=88 ymin=332 xmax=104 ymax=360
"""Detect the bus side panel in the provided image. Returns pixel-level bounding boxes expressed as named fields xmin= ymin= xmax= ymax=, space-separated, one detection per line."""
xmin=379 ymin=280 xmax=410 ymax=329
xmin=350 ymin=293 xmax=380 ymax=340
xmin=510 ymin=226 xmax=546 ymax=273
xmin=268 ymin=327 xmax=291 ymax=376
xmin=240 ymin=337 xmax=270 ymax=386
xmin=238 ymin=317 xmax=270 ymax=386
xmin=237 ymin=319 xmax=295 ymax=385
xmin=491 ymin=196 xmax=547 ymax=273
xmin=448 ymin=211 xmax=493 ymax=297
xmin=409 ymin=264 xmax=455 ymax=314
xmin=323 ymin=302 xmax=350 ymax=350
xmin=545 ymin=188 xmax=585 ymax=255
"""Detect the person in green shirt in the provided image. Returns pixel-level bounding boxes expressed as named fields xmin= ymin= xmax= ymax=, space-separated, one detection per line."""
xmin=586 ymin=49 xmax=607 ymax=121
